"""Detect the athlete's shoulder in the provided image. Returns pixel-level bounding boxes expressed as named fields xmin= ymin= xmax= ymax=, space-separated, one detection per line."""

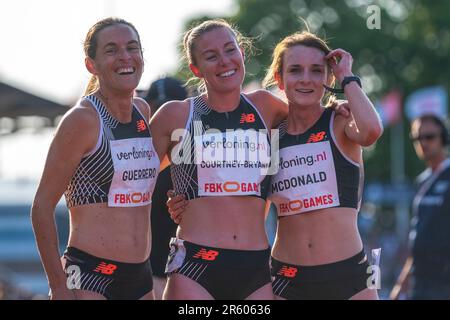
xmin=52 ymin=97 xmax=100 ymax=153
xmin=133 ymin=96 xmax=151 ymax=119
xmin=154 ymin=98 xmax=190 ymax=119
xmin=62 ymin=98 xmax=99 ymax=129
xmin=245 ymin=89 xmax=287 ymax=128
xmin=150 ymin=98 xmax=191 ymax=132
xmin=245 ymin=89 xmax=277 ymax=104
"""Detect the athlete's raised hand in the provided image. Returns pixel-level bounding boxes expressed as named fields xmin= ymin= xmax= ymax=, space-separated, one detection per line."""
xmin=325 ymin=48 xmax=354 ymax=83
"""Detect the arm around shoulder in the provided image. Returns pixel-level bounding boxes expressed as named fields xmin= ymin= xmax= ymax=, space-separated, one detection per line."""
xmin=245 ymin=89 xmax=288 ymax=128
xmin=149 ymin=99 xmax=191 ymax=162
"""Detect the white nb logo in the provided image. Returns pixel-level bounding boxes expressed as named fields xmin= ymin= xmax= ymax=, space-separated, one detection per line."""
xmin=66 ymin=265 xmax=81 ymax=290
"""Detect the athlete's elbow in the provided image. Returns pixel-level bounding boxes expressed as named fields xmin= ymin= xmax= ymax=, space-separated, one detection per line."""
xmin=373 ymin=121 xmax=384 ymax=140
xmin=361 ymin=125 xmax=383 ymax=146
xmin=30 ymin=197 xmax=54 ymax=224
xmin=31 ymin=199 xmax=43 ymax=223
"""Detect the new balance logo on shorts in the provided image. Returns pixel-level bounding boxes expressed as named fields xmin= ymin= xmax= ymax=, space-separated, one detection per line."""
xmin=192 ymin=248 xmax=219 ymax=261
xmin=277 ymin=266 xmax=298 ymax=278
xmin=93 ymin=262 xmax=118 ymax=275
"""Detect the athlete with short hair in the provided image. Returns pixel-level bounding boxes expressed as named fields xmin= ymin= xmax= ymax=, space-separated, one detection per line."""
xmin=391 ymin=115 xmax=450 ymax=299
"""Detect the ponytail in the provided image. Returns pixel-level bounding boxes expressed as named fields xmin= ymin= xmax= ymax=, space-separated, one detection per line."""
xmin=84 ymin=76 xmax=98 ymax=96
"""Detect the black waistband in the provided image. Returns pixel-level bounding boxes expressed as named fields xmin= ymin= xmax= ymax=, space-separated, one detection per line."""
xmin=180 ymin=239 xmax=270 ymax=267
xmin=64 ymin=247 xmax=150 ymax=274
xmin=271 ymin=250 xmax=369 ymax=283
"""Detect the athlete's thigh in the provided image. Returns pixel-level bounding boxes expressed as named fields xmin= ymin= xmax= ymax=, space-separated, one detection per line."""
xmin=139 ymin=290 xmax=155 ymax=300
xmin=349 ymin=288 xmax=379 ymax=300
xmin=246 ymin=283 xmax=274 ymax=300
xmin=152 ymin=276 xmax=167 ymax=300
xmin=73 ymin=289 xmax=106 ymax=300
xmin=163 ymin=273 xmax=213 ymax=300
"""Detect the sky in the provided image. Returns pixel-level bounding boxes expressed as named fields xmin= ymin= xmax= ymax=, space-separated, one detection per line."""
xmin=0 ymin=0 xmax=236 ymax=105
xmin=0 ymin=0 xmax=236 ymax=181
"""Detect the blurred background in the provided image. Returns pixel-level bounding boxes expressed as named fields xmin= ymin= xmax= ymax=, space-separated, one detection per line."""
xmin=0 ymin=0 xmax=448 ymax=299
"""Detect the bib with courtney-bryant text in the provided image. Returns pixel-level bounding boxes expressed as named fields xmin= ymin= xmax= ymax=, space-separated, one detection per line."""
xmin=194 ymin=129 xmax=271 ymax=197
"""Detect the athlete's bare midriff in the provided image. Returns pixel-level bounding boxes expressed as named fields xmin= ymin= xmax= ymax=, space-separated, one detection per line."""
xmin=272 ymin=207 xmax=363 ymax=266
xmin=68 ymin=203 xmax=151 ymax=263
xmin=177 ymin=196 xmax=269 ymax=250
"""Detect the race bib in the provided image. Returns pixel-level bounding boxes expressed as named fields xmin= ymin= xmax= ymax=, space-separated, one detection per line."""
xmin=194 ymin=129 xmax=270 ymax=196
xmin=270 ymin=141 xmax=340 ymax=216
xmin=108 ymin=137 xmax=159 ymax=207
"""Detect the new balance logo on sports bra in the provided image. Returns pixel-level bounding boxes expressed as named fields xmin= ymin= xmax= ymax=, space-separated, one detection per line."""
xmin=136 ymin=120 xmax=147 ymax=132
xmin=239 ymin=113 xmax=255 ymax=123
xmin=307 ymin=131 xmax=326 ymax=143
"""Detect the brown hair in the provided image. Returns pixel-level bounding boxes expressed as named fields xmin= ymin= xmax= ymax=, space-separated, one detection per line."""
xmin=83 ymin=17 xmax=142 ymax=96
xmin=182 ymin=19 xmax=253 ymax=93
xmin=263 ymin=31 xmax=336 ymax=106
